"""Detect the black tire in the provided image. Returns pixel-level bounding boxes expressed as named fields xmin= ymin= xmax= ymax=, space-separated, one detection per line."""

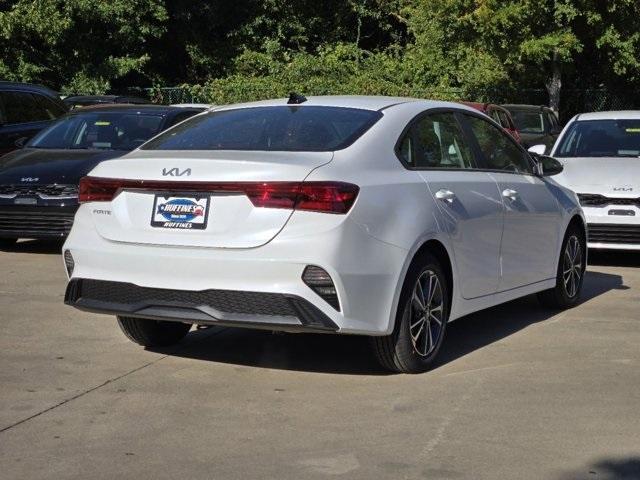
xmin=537 ymin=225 xmax=586 ymax=309
xmin=0 ymin=238 xmax=17 ymax=249
xmin=372 ymin=253 xmax=449 ymax=373
xmin=117 ymin=316 xmax=191 ymax=347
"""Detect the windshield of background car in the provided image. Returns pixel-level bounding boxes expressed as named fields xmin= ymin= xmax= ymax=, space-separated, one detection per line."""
xmin=555 ymin=119 xmax=640 ymax=158
xmin=511 ymin=111 xmax=544 ymax=133
xmin=27 ymin=112 xmax=164 ymax=150
xmin=141 ymin=106 xmax=383 ymax=151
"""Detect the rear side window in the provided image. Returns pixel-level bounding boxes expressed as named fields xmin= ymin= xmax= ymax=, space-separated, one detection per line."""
xmin=141 ymin=106 xmax=382 ymax=151
xmin=0 ymin=91 xmax=50 ymax=123
xmin=465 ymin=115 xmax=532 ymax=174
xmin=33 ymin=94 xmax=66 ymax=118
xmin=398 ymin=112 xmax=474 ymax=169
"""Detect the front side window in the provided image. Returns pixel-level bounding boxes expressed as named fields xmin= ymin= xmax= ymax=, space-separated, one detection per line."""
xmin=398 ymin=112 xmax=474 ymax=169
xmin=555 ymin=119 xmax=640 ymax=158
xmin=142 ymin=106 xmax=382 ymax=152
xmin=466 ymin=115 xmax=532 ymax=174
xmin=28 ymin=112 xmax=164 ymax=150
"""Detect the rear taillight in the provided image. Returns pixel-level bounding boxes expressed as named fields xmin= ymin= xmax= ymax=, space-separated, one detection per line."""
xmin=78 ymin=177 xmax=121 ymax=203
xmin=244 ymin=182 xmax=359 ymax=213
xmin=78 ymin=177 xmax=359 ymax=214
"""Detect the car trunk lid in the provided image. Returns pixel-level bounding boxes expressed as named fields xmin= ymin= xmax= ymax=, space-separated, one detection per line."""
xmin=86 ymin=150 xmax=333 ymax=248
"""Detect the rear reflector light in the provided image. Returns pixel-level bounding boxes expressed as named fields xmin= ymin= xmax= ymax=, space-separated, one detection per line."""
xmin=78 ymin=177 xmax=359 ymax=214
xmin=63 ymin=250 xmax=74 ymax=278
xmin=302 ymin=265 xmax=340 ymax=310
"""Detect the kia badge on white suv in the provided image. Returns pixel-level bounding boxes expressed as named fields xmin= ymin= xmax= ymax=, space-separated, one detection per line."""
xmin=545 ymin=111 xmax=640 ymax=250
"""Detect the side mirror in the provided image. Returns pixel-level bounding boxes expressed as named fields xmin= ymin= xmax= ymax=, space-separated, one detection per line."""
xmin=528 ymin=144 xmax=547 ymax=155
xmin=14 ymin=137 xmax=28 ymax=149
xmin=532 ymin=153 xmax=563 ymax=176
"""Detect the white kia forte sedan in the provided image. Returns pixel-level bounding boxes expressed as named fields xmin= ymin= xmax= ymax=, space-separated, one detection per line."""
xmin=63 ymin=95 xmax=586 ymax=373
xmin=535 ymin=111 xmax=640 ymax=250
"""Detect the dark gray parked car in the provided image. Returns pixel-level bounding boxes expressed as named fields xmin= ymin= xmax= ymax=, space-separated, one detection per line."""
xmin=0 ymin=82 xmax=68 ymax=156
xmin=63 ymin=95 xmax=152 ymax=110
xmin=501 ymin=104 xmax=562 ymax=154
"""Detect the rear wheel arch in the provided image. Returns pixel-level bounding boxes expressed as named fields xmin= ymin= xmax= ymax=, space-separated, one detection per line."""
xmin=416 ymin=240 xmax=454 ymax=309
xmin=391 ymin=238 xmax=454 ymax=330
xmin=374 ymin=239 xmax=454 ymax=372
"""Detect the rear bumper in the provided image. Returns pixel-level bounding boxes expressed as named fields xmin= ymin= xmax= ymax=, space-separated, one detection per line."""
xmin=65 ymin=278 xmax=339 ymax=333
xmin=63 ymin=206 xmax=409 ymax=335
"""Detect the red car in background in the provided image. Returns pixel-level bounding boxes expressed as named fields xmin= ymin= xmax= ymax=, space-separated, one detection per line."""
xmin=460 ymin=102 xmax=522 ymax=143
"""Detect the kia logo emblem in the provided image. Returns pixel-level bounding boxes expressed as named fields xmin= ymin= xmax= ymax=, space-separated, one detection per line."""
xmin=162 ymin=168 xmax=191 ymax=177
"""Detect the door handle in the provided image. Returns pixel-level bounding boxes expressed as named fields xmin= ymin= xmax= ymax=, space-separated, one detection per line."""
xmin=502 ymin=188 xmax=519 ymax=200
xmin=435 ymin=189 xmax=456 ymax=202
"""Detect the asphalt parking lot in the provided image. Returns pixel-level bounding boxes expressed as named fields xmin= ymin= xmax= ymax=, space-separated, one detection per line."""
xmin=1 ymin=242 xmax=639 ymax=480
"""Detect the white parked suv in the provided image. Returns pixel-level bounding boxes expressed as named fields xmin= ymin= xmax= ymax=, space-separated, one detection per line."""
xmin=63 ymin=95 xmax=586 ymax=373
xmin=532 ymin=111 xmax=640 ymax=250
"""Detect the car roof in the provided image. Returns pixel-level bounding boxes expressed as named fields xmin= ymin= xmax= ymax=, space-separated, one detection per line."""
xmin=212 ymin=95 xmax=479 ymax=113
xmin=575 ymin=111 xmax=640 ymax=121
xmin=67 ymin=104 xmax=200 ymax=115
xmin=64 ymin=94 xmax=150 ymax=103
xmin=460 ymin=101 xmax=488 ymax=111
xmin=64 ymin=95 xmax=137 ymax=100
xmin=0 ymin=81 xmax=60 ymax=97
xmin=502 ymin=104 xmax=552 ymax=112
xmin=171 ymin=103 xmax=215 ymax=109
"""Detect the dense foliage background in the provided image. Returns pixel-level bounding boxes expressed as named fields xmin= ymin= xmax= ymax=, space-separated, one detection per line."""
xmin=1 ymin=0 xmax=639 ymax=111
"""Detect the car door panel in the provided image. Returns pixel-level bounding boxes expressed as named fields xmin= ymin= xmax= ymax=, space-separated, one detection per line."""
xmin=463 ymin=113 xmax=562 ymax=291
xmin=398 ymin=110 xmax=504 ymax=299
xmin=423 ymin=171 xmax=504 ymax=298
xmin=489 ymin=172 xmax=561 ymax=289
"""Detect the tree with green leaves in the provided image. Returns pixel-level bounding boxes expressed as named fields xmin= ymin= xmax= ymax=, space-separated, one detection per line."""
xmin=0 ymin=0 xmax=167 ymax=93
xmin=1 ymin=0 xmax=639 ymax=112
xmin=404 ymin=0 xmax=640 ymax=110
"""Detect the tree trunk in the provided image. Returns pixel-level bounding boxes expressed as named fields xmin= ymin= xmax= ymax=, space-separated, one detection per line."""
xmin=545 ymin=51 xmax=561 ymax=113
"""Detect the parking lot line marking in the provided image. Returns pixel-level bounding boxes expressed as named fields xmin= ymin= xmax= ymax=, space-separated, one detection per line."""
xmin=0 ymin=327 xmax=226 ymax=435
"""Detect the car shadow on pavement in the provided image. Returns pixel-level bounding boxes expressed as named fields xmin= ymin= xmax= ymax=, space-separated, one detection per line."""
xmin=154 ymin=270 xmax=625 ymax=375
xmin=434 ymin=270 xmax=626 ymax=369
xmin=0 ymin=239 xmax=63 ymax=254
xmin=588 ymin=249 xmax=640 ymax=268
xmin=554 ymin=456 xmax=640 ymax=480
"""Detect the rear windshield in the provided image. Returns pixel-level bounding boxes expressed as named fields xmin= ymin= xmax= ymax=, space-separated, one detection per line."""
xmin=141 ymin=106 xmax=382 ymax=151
xmin=555 ymin=119 xmax=640 ymax=158
xmin=510 ymin=111 xmax=544 ymax=134
xmin=28 ymin=112 xmax=164 ymax=150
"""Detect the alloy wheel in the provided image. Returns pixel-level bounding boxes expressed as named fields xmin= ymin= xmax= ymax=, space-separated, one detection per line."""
xmin=563 ymin=235 xmax=583 ymax=298
xmin=408 ymin=269 xmax=444 ymax=357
